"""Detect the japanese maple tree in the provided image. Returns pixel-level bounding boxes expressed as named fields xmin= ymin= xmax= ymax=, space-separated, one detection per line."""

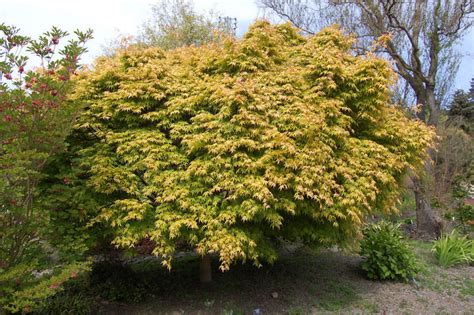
xmin=72 ymin=21 xmax=433 ymax=282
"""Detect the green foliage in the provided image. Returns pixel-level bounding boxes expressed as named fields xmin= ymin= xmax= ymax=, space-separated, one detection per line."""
xmin=445 ymin=197 xmax=474 ymax=234
xmin=0 ymin=23 xmax=92 ymax=313
xmin=448 ymin=89 xmax=473 ymax=129
xmin=432 ymin=230 xmax=473 ymax=267
xmin=442 ymin=177 xmax=474 ymax=234
xmin=454 ymin=203 xmax=474 ymax=232
xmin=360 ymin=221 xmax=419 ymax=281
xmin=71 ymin=21 xmax=433 ymax=272
xmin=430 ymin=86 xmax=473 ymax=221
xmin=438 ymin=87 xmax=474 ymax=203
xmin=0 ymin=261 xmax=91 ymax=313
xmin=433 ymin=122 xmax=474 ymax=206
xmin=38 ymin=143 xmax=113 ymax=262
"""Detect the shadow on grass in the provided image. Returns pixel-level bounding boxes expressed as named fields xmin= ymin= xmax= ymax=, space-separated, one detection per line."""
xmin=91 ymin=249 xmax=379 ymax=314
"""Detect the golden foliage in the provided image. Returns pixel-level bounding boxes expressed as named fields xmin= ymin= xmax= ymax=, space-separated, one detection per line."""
xmin=73 ymin=21 xmax=433 ymax=270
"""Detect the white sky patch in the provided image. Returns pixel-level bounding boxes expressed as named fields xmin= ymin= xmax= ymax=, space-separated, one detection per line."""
xmin=1 ymin=0 xmax=472 ymax=89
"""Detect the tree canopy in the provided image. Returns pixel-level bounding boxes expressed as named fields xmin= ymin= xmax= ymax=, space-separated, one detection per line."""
xmin=139 ymin=0 xmax=233 ymax=50
xmin=71 ymin=21 xmax=433 ymax=271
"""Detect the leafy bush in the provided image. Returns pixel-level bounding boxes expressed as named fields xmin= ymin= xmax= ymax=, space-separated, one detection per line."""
xmin=448 ymin=179 xmax=474 ymax=233
xmin=0 ymin=262 xmax=91 ymax=314
xmin=360 ymin=221 xmax=419 ymax=281
xmin=0 ymin=23 xmax=93 ymax=314
xmin=432 ymin=230 xmax=473 ymax=267
xmin=444 ymin=203 xmax=474 ymax=234
xmin=456 ymin=203 xmax=474 ymax=232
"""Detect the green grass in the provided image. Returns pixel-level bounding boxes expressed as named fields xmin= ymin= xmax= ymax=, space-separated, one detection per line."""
xmin=408 ymin=238 xmax=474 ymax=304
xmin=416 ymin=296 xmax=429 ymax=304
xmin=460 ymin=279 xmax=474 ymax=297
xmin=358 ymin=301 xmax=380 ymax=314
xmin=399 ymin=299 xmax=410 ymax=309
xmin=287 ymin=307 xmax=306 ymax=315
xmin=410 ymin=239 xmax=434 ymax=252
xmin=313 ymin=281 xmax=359 ymax=312
xmin=223 ymin=310 xmax=245 ymax=315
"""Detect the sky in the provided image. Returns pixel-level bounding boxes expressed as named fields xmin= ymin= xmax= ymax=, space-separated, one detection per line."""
xmin=1 ymin=0 xmax=473 ymax=90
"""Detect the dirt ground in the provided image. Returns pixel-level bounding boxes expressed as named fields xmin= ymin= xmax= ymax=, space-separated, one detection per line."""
xmin=98 ymin=241 xmax=473 ymax=315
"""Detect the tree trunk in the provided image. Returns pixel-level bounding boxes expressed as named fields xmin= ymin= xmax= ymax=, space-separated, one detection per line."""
xmin=414 ymin=183 xmax=441 ymax=239
xmin=199 ymin=254 xmax=212 ymax=283
xmin=426 ymin=87 xmax=439 ymax=127
xmin=412 ymin=90 xmax=441 ymax=239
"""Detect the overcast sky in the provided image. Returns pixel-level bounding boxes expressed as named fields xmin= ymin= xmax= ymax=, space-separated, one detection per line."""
xmin=1 ymin=0 xmax=473 ymax=90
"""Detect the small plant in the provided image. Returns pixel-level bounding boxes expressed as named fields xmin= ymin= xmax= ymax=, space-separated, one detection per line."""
xmin=432 ymin=230 xmax=473 ymax=267
xmin=360 ymin=221 xmax=419 ymax=281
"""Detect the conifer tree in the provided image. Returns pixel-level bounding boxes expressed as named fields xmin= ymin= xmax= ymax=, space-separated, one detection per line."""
xmin=449 ymin=89 xmax=473 ymax=120
xmin=71 ymin=21 xmax=433 ymax=281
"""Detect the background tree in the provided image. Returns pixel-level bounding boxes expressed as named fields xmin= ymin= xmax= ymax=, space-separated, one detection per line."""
xmin=431 ymin=85 xmax=474 ymax=231
xmin=259 ymin=0 xmax=474 ymax=237
xmin=0 ymin=24 xmax=93 ymax=313
xmin=70 ymin=21 xmax=432 ymax=282
xmin=448 ymin=89 xmax=474 ymax=123
xmin=138 ymin=0 xmax=235 ymax=50
xmin=470 ymin=77 xmax=474 ymax=98
xmin=433 ymin=125 xmax=473 ymax=209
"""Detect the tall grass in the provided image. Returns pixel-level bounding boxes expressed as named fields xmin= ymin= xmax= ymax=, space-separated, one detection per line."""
xmin=432 ymin=230 xmax=473 ymax=267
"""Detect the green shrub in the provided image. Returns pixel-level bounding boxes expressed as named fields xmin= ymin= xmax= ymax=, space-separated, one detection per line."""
xmin=432 ymin=230 xmax=473 ymax=267
xmin=0 ymin=262 xmax=91 ymax=314
xmin=360 ymin=221 xmax=419 ymax=281
xmin=455 ymin=204 xmax=474 ymax=233
xmin=450 ymin=180 xmax=474 ymax=233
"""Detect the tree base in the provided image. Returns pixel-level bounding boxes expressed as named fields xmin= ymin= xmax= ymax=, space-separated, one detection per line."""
xmin=415 ymin=189 xmax=442 ymax=239
xmin=199 ymin=254 xmax=212 ymax=283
